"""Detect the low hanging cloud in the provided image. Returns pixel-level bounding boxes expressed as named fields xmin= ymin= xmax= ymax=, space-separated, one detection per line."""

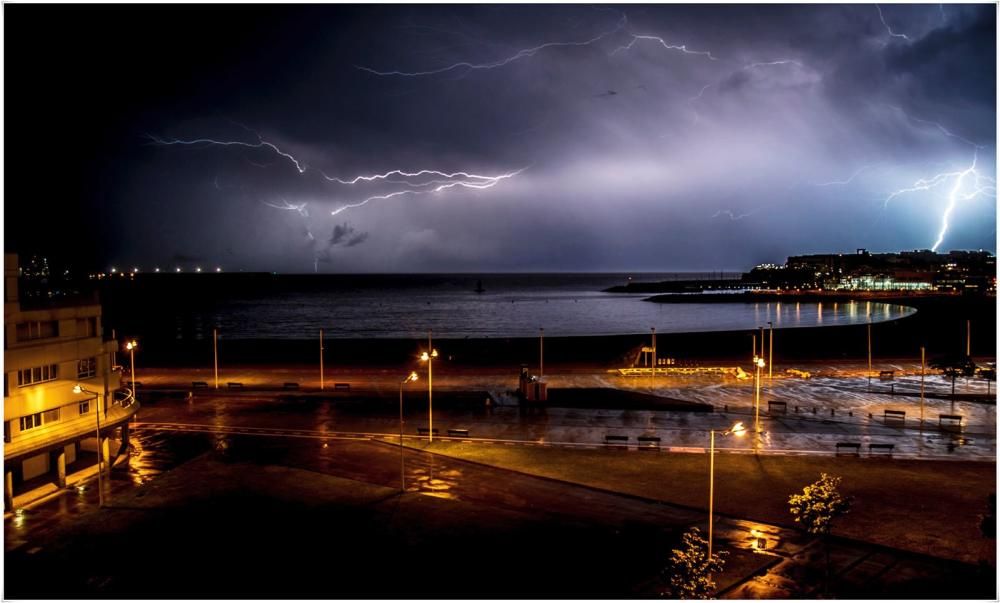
xmin=330 ymin=222 xmax=370 ymax=247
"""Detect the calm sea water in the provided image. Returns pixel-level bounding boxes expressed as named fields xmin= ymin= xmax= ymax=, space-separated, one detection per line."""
xmin=124 ymin=273 xmax=915 ymax=341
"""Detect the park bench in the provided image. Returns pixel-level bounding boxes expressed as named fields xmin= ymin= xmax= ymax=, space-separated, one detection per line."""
xmin=447 ymin=429 xmax=470 ymax=438
xmin=835 ymin=442 xmax=861 ymax=456
xmin=767 ymin=400 xmax=787 ymax=414
xmin=604 ymin=435 xmax=629 ymax=447
xmin=883 ymin=409 xmax=906 ymax=426
xmin=417 ymin=427 xmax=439 ymax=436
xmin=283 ymin=382 xmax=299 ymax=390
xmin=869 ymin=443 xmax=895 ymax=456
xmin=637 ymin=435 xmax=661 ymax=450
xmin=334 ymin=383 xmax=351 ymax=391
xmin=192 ymin=381 xmax=208 ymax=389
xmin=227 ymin=382 xmax=243 ymax=390
xmin=939 ymin=414 xmax=964 ymax=432
xmin=879 ymin=370 xmax=895 ymax=381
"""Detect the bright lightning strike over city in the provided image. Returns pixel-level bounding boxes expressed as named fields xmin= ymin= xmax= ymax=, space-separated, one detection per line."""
xmin=5 ymin=4 xmax=998 ymax=600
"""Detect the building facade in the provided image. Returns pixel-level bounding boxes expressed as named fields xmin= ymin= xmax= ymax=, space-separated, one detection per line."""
xmin=4 ymin=254 xmax=137 ymax=509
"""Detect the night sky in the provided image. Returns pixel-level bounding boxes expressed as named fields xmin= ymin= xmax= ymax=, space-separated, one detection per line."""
xmin=5 ymin=4 xmax=996 ymax=273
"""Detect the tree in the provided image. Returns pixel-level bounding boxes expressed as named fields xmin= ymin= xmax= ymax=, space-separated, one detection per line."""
xmin=788 ymin=473 xmax=851 ymax=595
xmin=931 ymin=356 xmax=977 ymax=399
xmin=661 ymin=527 xmax=728 ymax=599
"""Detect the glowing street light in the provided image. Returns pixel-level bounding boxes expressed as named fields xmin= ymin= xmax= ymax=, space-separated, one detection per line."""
xmin=72 ymin=385 xmax=104 ymax=507
xmin=753 ymin=356 xmax=766 ymax=434
xmin=124 ymin=340 xmax=138 ymax=404
xmin=399 ymin=371 xmax=418 ymax=492
xmin=420 ymin=335 xmax=439 ymax=442
xmin=709 ymin=421 xmax=746 ymax=560
xmin=767 ymin=321 xmax=773 ymax=380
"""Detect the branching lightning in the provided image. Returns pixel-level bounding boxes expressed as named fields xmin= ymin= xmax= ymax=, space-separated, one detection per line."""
xmin=876 ymin=5 xmax=911 ymax=41
xmin=147 ymin=134 xmax=306 ymax=173
xmin=872 ymin=106 xmax=997 ymax=250
xmin=150 ymin=133 xmax=523 ymax=219
xmin=263 ymin=199 xmax=310 ymax=217
xmin=356 ymin=15 xmax=627 ymax=77
xmin=610 ymin=34 xmax=718 ymax=61
xmin=880 ymin=149 xmax=995 ymax=251
xmin=711 ymin=209 xmax=757 ymax=221
xmin=330 ymin=168 xmax=526 ymax=216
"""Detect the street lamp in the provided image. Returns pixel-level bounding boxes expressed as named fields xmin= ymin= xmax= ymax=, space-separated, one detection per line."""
xmin=72 ymin=385 xmax=104 ymax=507
xmin=709 ymin=421 xmax=746 ymax=560
xmin=125 ymin=340 xmax=138 ymax=403
xmin=420 ymin=339 xmax=439 ymax=442
xmin=767 ymin=321 xmax=773 ymax=380
xmin=753 ymin=356 xmax=766 ymax=434
xmin=399 ymin=372 xmax=418 ymax=492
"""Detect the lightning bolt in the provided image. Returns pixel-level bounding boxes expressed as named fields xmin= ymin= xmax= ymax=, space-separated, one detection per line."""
xmin=876 ymin=5 xmax=911 ymax=41
xmin=743 ymin=59 xmax=802 ymax=70
xmin=610 ymin=34 xmax=718 ymax=61
xmin=881 ymin=149 xmax=996 ymax=251
xmin=813 ymin=165 xmax=877 ymax=187
xmin=146 ymin=134 xmax=307 ymax=173
xmin=356 ymin=14 xmax=627 ymax=77
xmin=150 ymin=133 xmax=523 ymax=218
xmin=330 ymin=168 xmax=527 ymax=216
xmin=712 ymin=209 xmax=757 ymax=221
xmin=263 ymin=199 xmax=309 ymax=217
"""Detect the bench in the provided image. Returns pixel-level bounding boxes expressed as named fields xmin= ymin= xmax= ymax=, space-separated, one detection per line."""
xmin=883 ymin=409 xmax=906 ymax=426
xmin=283 ymin=382 xmax=299 ymax=390
xmin=879 ymin=370 xmax=895 ymax=381
xmin=447 ymin=429 xmax=470 ymax=438
xmin=192 ymin=381 xmax=209 ymax=389
xmin=835 ymin=442 xmax=861 ymax=456
xmin=605 ymin=435 xmax=629 ymax=447
xmin=334 ymin=383 xmax=351 ymax=391
xmin=417 ymin=427 xmax=439 ymax=436
xmin=869 ymin=443 xmax=895 ymax=456
xmin=637 ymin=436 xmax=661 ymax=450
xmin=767 ymin=400 xmax=788 ymax=414
xmin=939 ymin=414 xmax=964 ymax=432
xmin=227 ymin=382 xmax=243 ymax=390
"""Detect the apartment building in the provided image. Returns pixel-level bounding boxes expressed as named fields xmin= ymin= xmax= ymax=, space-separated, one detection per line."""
xmin=4 ymin=253 xmax=137 ymax=509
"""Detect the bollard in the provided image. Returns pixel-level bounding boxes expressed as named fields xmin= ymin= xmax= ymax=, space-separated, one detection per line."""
xmin=724 ymin=404 xmax=728 ymax=412
xmin=831 ymin=408 xmax=835 ymax=416
xmin=812 ymin=407 xmax=817 ymax=414
xmin=869 ymin=412 xmax=873 ymax=419
xmin=795 ymin=406 xmax=800 ymax=413
xmin=848 ymin=411 xmax=853 ymax=417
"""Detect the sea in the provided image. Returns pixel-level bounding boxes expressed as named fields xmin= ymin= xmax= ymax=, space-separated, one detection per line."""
xmin=102 ymin=273 xmax=916 ymax=342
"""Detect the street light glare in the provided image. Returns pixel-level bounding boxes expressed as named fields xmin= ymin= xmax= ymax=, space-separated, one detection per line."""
xmin=72 ymin=384 xmax=82 ymax=394
xmin=408 ymin=372 xmax=419 ymax=382
xmin=729 ymin=422 xmax=746 ymax=437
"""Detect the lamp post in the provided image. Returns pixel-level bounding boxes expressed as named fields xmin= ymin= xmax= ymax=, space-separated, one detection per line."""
xmin=73 ymin=385 xmax=104 ymax=507
xmin=767 ymin=321 xmax=773 ymax=380
xmin=125 ymin=340 xmax=138 ymax=402
xmin=539 ymin=328 xmax=544 ymax=380
xmin=920 ymin=346 xmax=926 ymax=431
xmin=420 ymin=332 xmax=438 ymax=442
xmin=708 ymin=421 xmax=746 ymax=560
xmin=399 ymin=371 xmax=418 ymax=492
xmin=867 ymin=314 xmax=872 ymax=391
xmin=753 ymin=356 xmax=765 ymax=434
xmin=319 ymin=329 xmax=325 ymax=391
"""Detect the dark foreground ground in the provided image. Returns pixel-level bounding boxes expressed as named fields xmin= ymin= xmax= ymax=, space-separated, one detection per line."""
xmin=5 ymin=417 xmax=995 ymax=599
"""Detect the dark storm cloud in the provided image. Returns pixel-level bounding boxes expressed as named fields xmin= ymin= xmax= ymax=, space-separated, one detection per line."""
xmin=330 ymin=223 xmax=369 ymax=248
xmin=5 ymin=4 xmax=995 ymax=272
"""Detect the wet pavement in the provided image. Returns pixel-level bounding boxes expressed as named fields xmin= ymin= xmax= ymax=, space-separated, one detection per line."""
xmin=5 ymin=363 xmax=995 ymax=597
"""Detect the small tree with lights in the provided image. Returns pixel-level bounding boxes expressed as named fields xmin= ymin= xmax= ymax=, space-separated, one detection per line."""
xmin=661 ymin=527 xmax=728 ymax=599
xmin=788 ymin=473 xmax=851 ymax=595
